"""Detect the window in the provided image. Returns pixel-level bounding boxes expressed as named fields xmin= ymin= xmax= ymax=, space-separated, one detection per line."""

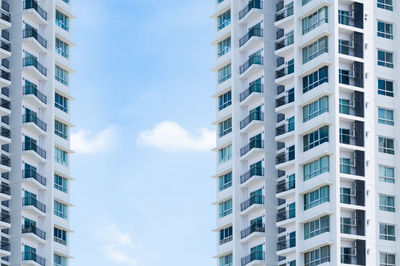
xmin=54 ymin=254 xmax=67 ymax=266
xmin=55 ymin=120 xmax=68 ymax=139
xmin=55 ymin=93 xmax=68 ymax=113
xmin=303 ymin=156 xmax=329 ymax=181
xmin=219 ymin=254 xmax=232 ymax=266
xmin=339 ymin=98 xmax=351 ymax=114
xmin=303 ymin=126 xmax=329 ymax=151
xmin=338 ymin=39 xmax=351 ymax=55
xmin=55 ymin=38 xmax=69 ymax=58
xmin=218 ymin=118 xmax=232 ymax=137
xmin=302 ymin=7 xmax=328 ymax=35
xmin=56 ymin=10 xmax=69 ymax=31
xmin=379 ymin=137 xmax=395 ymax=155
xmin=217 ymin=10 xmax=231 ymax=30
xmin=380 ymin=253 xmax=395 ymax=266
xmin=378 ymin=21 xmax=393 ymax=39
xmin=218 ymin=64 xmax=231 ymax=84
xmin=54 ymin=200 xmax=68 ymax=219
xmin=377 ymin=0 xmax=393 ymax=11
xmin=218 ymin=91 xmax=231 ymax=111
xmin=302 ymin=0 xmax=311 ymax=6
xmin=340 ymin=187 xmax=353 ymax=204
xmin=338 ymin=10 xmax=350 ymax=25
xmin=380 ymin=194 xmax=395 ymax=212
xmin=54 ymin=174 xmax=68 ymax=193
xmin=339 ymin=69 xmax=350 ymax=85
xmin=219 ymin=226 xmax=232 ymax=245
xmin=219 ymin=199 xmax=232 ymax=218
xmin=378 ymin=50 xmax=394 ymax=68
xmin=339 ymin=128 xmax=351 ymax=144
xmin=304 ymin=246 xmax=330 ymax=266
xmin=304 ymin=185 xmax=330 ymax=210
xmin=378 ymin=79 xmax=394 ymax=97
xmin=54 ymin=147 xmax=68 ymax=166
xmin=302 ymin=66 xmax=328 ymax=93
xmin=380 ymin=224 xmax=396 ymax=241
xmin=302 ymin=36 xmax=328 ymax=64
xmin=218 ymin=37 xmax=231 ymax=57
xmin=54 ymin=227 xmax=67 ymax=245
xmin=218 ymin=145 xmax=232 ymax=164
xmin=304 ymin=215 xmax=330 ymax=240
xmin=55 ymin=65 xmax=69 ymax=86
xmin=219 ymin=172 xmax=232 ymax=191
xmin=378 ymin=108 xmax=394 ymax=126
xmin=303 ymin=96 xmax=329 ymax=122
xmin=379 ymin=165 xmax=395 ymax=183
xmin=288 ymin=116 xmax=295 ymax=132
xmin=340 ymin=217 xmax=355 ymax=234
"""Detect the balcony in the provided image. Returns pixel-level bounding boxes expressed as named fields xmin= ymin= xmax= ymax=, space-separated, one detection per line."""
xmin=23 ymin=85 xmax=47 ymax=106
xmin=23 ymin=114 xmax=47 ymax=133
xmin=276 ymin=209 xmax=295 ymax=223
xmin=275 ymin=32 xmax=294 ymax=52
xmin=0 ymin=40 xmax=10 ymax=59
xmin=240 ymin=55 xmax=263 ymax=77
xmin=340 ymin=152 xmax=365 ymax=178
xmin=340 ymin=210 xmax=365 ymax=236
xmin=0 ymin=241 xmax=10 ymax=256
xmin=240 ymin=83 xmax=263 ymax=103
xmin=240 ymin=111 xmax=264 ymax=130
xmin=23 ymin=28 xmax=48 ymax=52
xmin=339 ymin=63 xmax=364 ymax=88
xmin=0 ymin=155 xmax=10 ymax=173
xmin=338 ymin=3 xmax=364 ymax=30
xmin=341 ymin=241 xmax=366 ymax=266
xmin=240 ymin=195 xmax=265 ymax=212
xmin=338 ymin=33 xmax=363 ymax=59
xmin=0 ymin=10 xmax=11 ymax=30
xmin=241 ymin=223 xmax=265 ymax=239
xmin=275 ymin=90 xmax=294 ymax=109
xmin=277 ymin=237 xmax=296 ymax=251
xmin=239 ymin=0 xmax=263 ymax=21
xmin=240 ymin=139 xmax=264 ymax=157
xmin=276 ymin=179 xmax=295 ymax=194
xmin=241 ymin=251 xmax=265 ymax=266
xmin=0 ymin=69 xmax=10 ymax=87
xmin=22 ymin=141 xmax=47 ymax=160
xmin=340 ymin=181 xmax=365 ymax=207
xmin=22 ymin=252 xmax=46 ymax=266
xmin=239 ymin=27 xmax=263 ymax=49
xmin=276 ymin=148 xmax=295 ymax=166
xmin=23 ymin=0 xmax=48 ymax=24
xmin=22 ymin=224 xmax=46 ymax=241
xmin=240 ymin=167 xmax=264 ymax=185
xmin=22 ymin=196 xmax=46 ymax=214
xmin=0 ymin=213 xmax=10 ymax=228
xmin=275 ymin=1 xmax=293 ymax=23
xmin=275 ymin=123 xmax=294 ymax=137
xmin=22 ymin=169 xmax=47 ymax=188
xmin=275 ymin=62 xmax=294 ymax=84
xmin=23 ymin=57 xmax=48 ymax=80
xmin=339 ymin=93 xmax=364 ymax=118
xmin=0 ymin=127 xmax=10 ymax=145
xmin=339 ymin=122 xmax=364 ymax=147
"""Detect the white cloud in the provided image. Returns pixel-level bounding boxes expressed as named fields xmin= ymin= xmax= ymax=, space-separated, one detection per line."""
xmin=137 ymin=121 xmax=215 ymax=152
xmin=71 ymin=126 xmax=117 ymax=154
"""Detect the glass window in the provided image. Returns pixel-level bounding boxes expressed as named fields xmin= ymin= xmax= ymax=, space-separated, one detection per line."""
xmin=54 ymin=174 xmax=68 ymax=193
xmin=378 ymin=79 xmax=394 ymax=97
xmin=338 ymin=10 xmax=350 ymax=25
xmin=380 ymin=253 xmax=395 ymax=266
xmin=217 ymin=10 xmax=231 ymax=30
xmin=380 ymin=224 xmax=396 ymax=241
xmin=304 ymin=246 xmax=330 ymax=266
xmin=55 ymin=93 xmax=68 ymax=113
xmin=55 ymin=38 xmax=69 ymax=58
xmin=379 ymin=165 xmax=395 ymax=183
xmin=304 ymin=215 xmax=330 ymax=240
xmin=377 ymin=21 xmax=393 ymax=39
xmin=219 ymin=226 xmax=233 ymax=245
xmin=339 ymin=128 xmax=351 ymax=144
xmin=218 ymin=172 xmax=232 ymax=191
xmin=339 ymin=98 xmax=351 ymax=114
xmin=302 ymin=36 xmax=328 ymax=64
xmin=218 ymin=64 xmax=231 ymax=84
xmin=377 ymin=0 xmax=393 ymax=11
xmin=380 ymin=194 xmax=395 ymax=212
xmin=218 ymin=37 xmax=231 ymax=57
xmin=303 ymin=96 xmax=329 ymax=122
xmin=56 ymin=10 xmax=69 ymax=31
xmin=302 ymin=7 xmax=328 ymax=35
xmin=55 ymin=120 xmax=69 ymax=139
xmin=303 ymin=126 xmax=329 ymax=151
xmin=54 ymin=147 xmax=68 ymax=166
xmin=219 ymin=199 xmax=232 ymax=218
xmin=379 ymin=137 xmax=395 ymax=155
xmin=304 ymin=186 xmax=330 ymax=210
xmin=218 ymin=118 xmax=232 ymax=137
xmin=55 ymin=65 xmax=69 ymax=86
xmin=340 ymin=187 xmax=352 ymax=204
xmin=54 ymin=227 xmax=67 ymax=245
xmin=54 ymin=254 xmax=67 ymax=266
xmin=218 ymin=145 xmax=232 ymax=164
xmin=303 ymin=156 xmax=329 ymax=181
xmin=378 ymin=50 xmax=394 ymax=68
xmin=303 ymin=66 xmax=328 ymax=93
xmin=219 ymin=254 xmax=232 ymax=266
xmin=378 ymin=108 xmax=394 ymax=126
xmin=54 ymin=200 xmax=68 ymax=219
xmin=218 ymin=91 xmax=231 ymax=111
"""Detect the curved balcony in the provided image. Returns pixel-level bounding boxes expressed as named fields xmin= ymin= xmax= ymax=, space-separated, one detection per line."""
xmin=0 ymin=241 xmax=10 ymax=256
xmin=23 ymin=57 xmax=48 ymax=80
xmin=240 ymin=167 xmax=264 ymax=185
xmin=23 ymin=114 xmax=47 ymax=133
xmin=22 ymin=196 xmax=46 ymax=214
xmin=276 ymin=149 xmax=295 ymax=166
xmin=22 ymin=141 xmax=47 ymax=159
xmin=240 ymin=55 xmax=263 ymax=77
xmin=0 ymin=127 xmax=10 ymax=145
xmin=0 ymin=40 xmax=10 ymax=59
xmin=241 ymin=195 xmax=265 ymax=212
xmin=240 ymin=111 xmax=264 ymax=130
xmin=241 ymin=223 xmax=265 ymax=239
xmin=22 ymin=224 xmax=46 ymax=240
xmin=239 ymin=0 xmax=263 ymax=21
xmin=0 ymin=70 xmax=10 ymax=87
xmin=240 ymin=83 xmax=264 ymax=103
xmin=275 ymin=124 xmax=294 ymax=138
xmin=276 ymin=209 xmax=295 ymax=223
xmin=22 ymin=252 xmax=46 ymax=266
xmin=241 ymin=251 xmax=265 ymax=266
xmin=22 ymin=169 xmax=47 ymax=188
xmin=0 ymin=10 xmax=11 ymax=30
xmin=23 ymin=28 xmax=48 ymax=53
xmin=275 ymin=63 xmax=294 ymax=84
xmin=239 ymin=27 xmax=263 ymax=49
xmin=275 ymin=1 xmax=293 ymax=25
xmin=240 ymin=139 xmax=264 ymax=157
xmin=0 ymin=213 xmax=10 ymax=228
xmin=276 ymin=179 xmax=295 ymax=194
xmin=277 ymin=237 xmax=296 ymax=251
xmin=0 ymin=155 xmax=10 ymax=173
xmin=275 ymin=32 xmax=294 ymax=54
xmin=23 ymin=0 xmax=48 ymax=24
xmin=23 ymin=85 xmax=47 ymax=105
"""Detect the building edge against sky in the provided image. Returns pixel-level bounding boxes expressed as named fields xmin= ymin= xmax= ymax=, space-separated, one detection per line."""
xmin=0 ymin=0 xmax=75 ymax=265
xmin=213 ymin=0 xmax=400 ymax=265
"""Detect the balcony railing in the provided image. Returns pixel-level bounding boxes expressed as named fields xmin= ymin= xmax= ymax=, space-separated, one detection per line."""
xmin=239 ymin=27 xmax=263 ymax=47
xmin=240 ymin=195 xmax=265 ymax=212
xmin=276 ymin=179 xmax=295 ymax=194
xmin=22 ymin=196 xmax=46 ymax=213
xmin=0 ymin=127 xmax=10 ymax=139
xmin=339 ymin=40 xmax=363 ymax=59
xmin=241 ymin=223 xmax=265 ymax=239
xmin=275 ymin=123 xmax=294 ymax=136
xmin=240 ymin=55 xmax=264 ymax=74
xmin=240 ymin=139 xmax=264 ymax=156
xmin=240 ymin=83 xmax=264 ymax=102
xmin=275 ymin=2 xmax=293 ymax=22
xmin=240 ymin=167 xmax=264 ymax=184
xmin=22 ymin=169 xmax=47 ymax=186
xmin=0 ymin=155 xmax=10 ymax=167
xmin=276 ymin=91 xmax=294 ymax=108
xmin=22 ymin=224 xmax=46 ymax=240
xmin=54 ymin=236 xmax=67 ymax=246
xmin=276 ymin=63 xmax=294 ymax=79
xmin=277 ymin=237 xmax=296 ymax=251
xmin=23 ymin=57 xmax=47 ymax=77
xmin=23 ymin=114 xmax=47 ymax=132
xmin=0 ymin=183 xmax=10 ymax=196
xmin=22 ymin=252 xmax=46 ymax=266
xmin=23 ymin=28 xmax=48 ymax=48
xmin=239 ymin=0 xmax=263 ymax=20
xmin=341 ymin=248 xmax=358 ymax=265
xmin=0 ymin=241 xmax=9 ymax=252
xmin=23 ymin=0 xmax=48 ymax=21
xmin=0 ymin=10 xmax=10 ymax=23
xmin=240 ymin=111 xmax=264 ymax=129
xmin=0 ymin=213 xmax=10 ymax=224
xmin=22 ymin=141 xmax=47 ymax=159
xmin=0 ymin=70 xmax=10 ymax=81
xmin=275 ymin=33 xmax=294 ymax=50
xmin=23 ymin=85 xmax=47 ymax=104
xmin=276 ymin=209 xmax=295 ymax=222
xmin=241 ymin=251 xmax=265 ymax=266
xmin=276 ymin=150 xmax=295 ymax=165
xmin=0 ymin=41 xmax=10 ymax=52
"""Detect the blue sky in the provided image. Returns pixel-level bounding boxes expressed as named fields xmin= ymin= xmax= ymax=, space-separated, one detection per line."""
xmin=70 ymin=0 xmax=216 ymax=265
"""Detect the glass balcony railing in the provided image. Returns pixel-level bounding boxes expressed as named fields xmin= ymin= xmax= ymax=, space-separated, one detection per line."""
xmin=239 ymin=0 xmax=263 ymax=20
xmin=241 ymin=223 xmax=265 ymax=239
xmin=22 ymin=141 xmax=47 ymax=159
xmin=241 ymin=251 xmax=265 ymax=266
xmin=22 ymin=252 xmax=46 ymax=266
xmin=277 ymin=237 xmax=296 ymax=251
xmin=239 ymin=27 xmax=263 ymax=47
xmin=240 ymin=111 xmax=264 ymax=129
xmin=22 ymin=196 xmax=46 ymax=213
xmin=23 ymin=113 xmax=47 ymax=132
xmin=0 ymin=70 xmax=10 ymax=81
xmin=240 ymin=167 xmax=264 ymax=184
xmin=23 ymin=85 xmax=47 ymax=104
xmin=23 ymin=0 xmax=47 ymax=21
xmin=240 ymin=55 xmax=264 ymax=74
xmin=0 ymin=127 xmax=10 ymax=139
xmin=275 ymin=1 xmax=293 ymax=22
xmin=0 ymin=155 xmax=10 ymax=167
xmin=240 ymin=139 xmax=264 ymax=156
xmin=22 ymin=224 xmax=46 ymax=240
xmin=0 ymin=10 xmax=10 ymax=23
xmin=22 ymin=169 xmax=47 ymax=186
xmin=0 ymin=213 xmax=10 ymax=224
xmin=240 ymin=195 xmax=265 ymax=212
xmin=240 ymin=83 xmax=263 ymax=102
xmin=0 ymin=183 xmax=10 ymax=196
xmin=276 ymin=179 xmax=295 ymax=194
xmin=276 ymin=209 xmax=295 ymax=222
xmin=23 ymin=28 xmax=48 ymax=48
xmin=23 ymin=57 xmax=47 ymax=77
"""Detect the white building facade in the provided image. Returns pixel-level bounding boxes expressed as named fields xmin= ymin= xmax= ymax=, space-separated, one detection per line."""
xmin=0 ymin=0 xmax=74 ymax=265
xmin=213 ymin=0 xmax=399 ymax=265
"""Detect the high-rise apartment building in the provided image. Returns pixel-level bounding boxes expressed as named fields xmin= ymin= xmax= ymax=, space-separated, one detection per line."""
xmin=0 ymin=0 xmax=74 ymax=265
xmin=213 ymin=0 xmax=399 ymax=265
